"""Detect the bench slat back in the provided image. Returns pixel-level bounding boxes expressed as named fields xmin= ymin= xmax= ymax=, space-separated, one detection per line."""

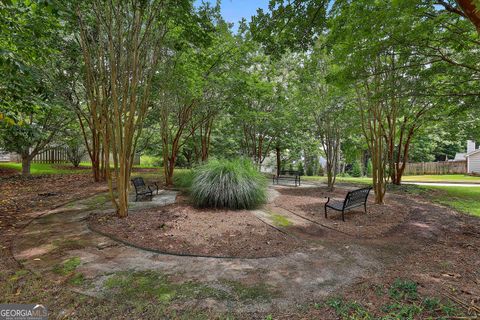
xmin=131 ymin=177 xmax=146 ymax=189
xmin=344 ymin=187 xmax=371 ymax=209
xmin=279 ymin=170 xmax=299 ymax=176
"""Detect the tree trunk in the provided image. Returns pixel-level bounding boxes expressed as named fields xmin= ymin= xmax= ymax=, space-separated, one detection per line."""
xmin=275 ymin=146 xmax=281 ymax=176
xmin=457 ymin=0 xmax=480 ymax=32
xmin=21 ymin=155 xmax=31 ymax=176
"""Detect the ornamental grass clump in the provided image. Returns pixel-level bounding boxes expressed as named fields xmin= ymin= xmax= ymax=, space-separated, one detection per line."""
xmin=191 ymin=159 xmax=267 ymax=210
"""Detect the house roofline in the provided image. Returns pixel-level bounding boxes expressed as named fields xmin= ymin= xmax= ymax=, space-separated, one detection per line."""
xmin=466 ymin=149 xmax=480 ymax=157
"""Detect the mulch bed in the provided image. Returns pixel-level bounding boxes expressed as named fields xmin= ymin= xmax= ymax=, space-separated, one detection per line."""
xmin=0 ymin=174 xmax=107 ymax=272
xmin=273 ymin=187 xmax=410 ymax=238
xmin=0 ymin=167 xmax=18 ymax=177
xmin=88 ymin=200 xmax=305 ymax=258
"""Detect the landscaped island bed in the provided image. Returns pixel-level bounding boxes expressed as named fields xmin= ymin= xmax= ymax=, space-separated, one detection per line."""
xmin=271 ymin=187 xmax=411 ymax=238
xmin=88 ymin=197 xmax=304 ymax=258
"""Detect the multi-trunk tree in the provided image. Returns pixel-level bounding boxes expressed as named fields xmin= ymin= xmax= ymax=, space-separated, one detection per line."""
xmin=75 ymin=0 xmax=183 ymax=217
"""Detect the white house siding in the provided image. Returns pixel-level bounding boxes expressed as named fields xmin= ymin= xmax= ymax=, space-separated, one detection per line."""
xmin=468 ymin=152 xmax=480 ymax=174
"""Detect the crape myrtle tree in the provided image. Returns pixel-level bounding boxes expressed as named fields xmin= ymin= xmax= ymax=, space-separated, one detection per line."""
xmin=56 ymin=36 xmax=107 ymax=182
xmin=153 ymin=5 xmax=239 ymax=186
xmin=229 ymin=44 xmax=301 ymax=171
xmin=251 ymin=0 xmax=479 ymax=200
xmin=295 ymin=44 xmax=352 ymax=191
xmin=0 ymin=1 xmax=71 ymax=175
xmin=328 ymin=1 xmax=474 ymax=189
xmin=74 ymin=0 xmax=191 ymax=217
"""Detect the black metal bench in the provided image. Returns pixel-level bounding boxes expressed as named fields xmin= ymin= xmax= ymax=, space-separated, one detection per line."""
xmin=272 ymin=170 xmax=301 ymax=187
xmin=131 ymin=177 xmax=159 ymax=202
xmin=324 ymin=187 xmax=372 ymax=221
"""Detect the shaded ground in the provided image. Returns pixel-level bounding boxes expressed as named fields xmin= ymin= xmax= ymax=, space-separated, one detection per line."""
xmin=1 ymin=173 xmax=479 ymax=318
xmin=0 ymin=174 xmax=107 ymax=272
xmin=89 ymin=197 xmax=305 ymax=258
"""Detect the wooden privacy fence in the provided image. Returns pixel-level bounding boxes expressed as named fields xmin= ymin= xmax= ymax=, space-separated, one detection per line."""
xmin=402 ymin=161 xmax=467 ymax=175
xmin=32 ymin=147 xmax=69 ymax=164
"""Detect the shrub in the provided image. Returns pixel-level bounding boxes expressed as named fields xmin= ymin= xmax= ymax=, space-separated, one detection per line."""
xmin=173 ymin=169 xmax=195 ymax=189
xmin=297 ymin=162 xmax=304 ymax=176
xmin=306 ymin=164 xmax=314 ymax=176
xmin=351 ymin=160 xmax=362 ymax=177
xmin=190 ymin=158 xmax=267 ymax=210
xmin=317 ymin=165 xmax=324 ymax=176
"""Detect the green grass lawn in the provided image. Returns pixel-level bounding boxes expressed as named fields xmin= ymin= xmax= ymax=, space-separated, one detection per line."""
xmin=419 ymin=185 xmax=480 ymax=217
xmin=303 ymin=174 xmax=480 ymax=184
xmin=303 ymin=174 xmax=480 ymax=217
xmin=0 ymin=161 xmax=163 ymax=176
xmin=402 ymin=174 xmax=480 ymax=183
xmin=302 ymin=175 xmax=371 ymax=185
xmin=0 ymin=162 xmax=90 ymax=175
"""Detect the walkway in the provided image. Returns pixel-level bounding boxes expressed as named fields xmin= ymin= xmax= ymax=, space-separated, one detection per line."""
xmin=11 ymin=186 xmax=473 ymax=313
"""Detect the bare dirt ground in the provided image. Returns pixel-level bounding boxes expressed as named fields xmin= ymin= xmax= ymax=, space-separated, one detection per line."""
xmin=1 ymin=174 xmax=479 ymax=319
xmin=0 ymin=173 xmax=106 ymax=272
xmin=270 ymin=187 xmax=480 ymax=318
xmin=89 ymin=196 xmax=305 ymax=258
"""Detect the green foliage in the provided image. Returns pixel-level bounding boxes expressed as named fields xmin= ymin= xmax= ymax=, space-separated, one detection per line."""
xmin=306 ymin=164 xmax=314 ymax=176
xmin=388 ymin=279 xmax=418 ymax=301
xmin=297 ymin=162 xmax=304 ymax=176
xmin=350 ymin=161 xmax=362 ymax=178
xmin=326 ymin=297 xmax=372 ymax=319
xmin=173 ymin=169 xmax=195 ymax=189
xmin=317 ymin=165 xmax=324 ymax=176
xmin=140 ymin=155 xmax=161 ymax=167
xmin=53 ymin=257 xmax=81 ymax=276
xmin=190 ymin=159 xmax=267 ymax=210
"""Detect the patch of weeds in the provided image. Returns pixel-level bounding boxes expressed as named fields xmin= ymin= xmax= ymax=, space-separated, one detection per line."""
xmin=222 ymin=279 xmax=274 ymax=302
xmin=381 ymin=302 xmax=423 ymax=319
xmin=104 ymin=271 xmax=230 ymax=309
xmin=9 ymin=270 xmax=30 ymax=282
xmin=326 ymin=297 xmax=372 ymax=319
xmin=85 ymin=194 xmax=108 ymax=210
xmin=373 ymin=284 xmax=385 ymax=297
xmin=439 ymin=300 xmax=459 ymax=317
xmin=53 ymin=257 xmax=81 ymax=275
xmin=422 ymin=297 xmax=440 ymax=311
xmin=264 ymin=315 xmax=273 ymax=320
xmin=270 ymin=213 xmax=292 ymax=227
xmin=69 ymin=272 xmax=85 ymax=286
xmin=388 ymin=279 xmax=418 ymax=301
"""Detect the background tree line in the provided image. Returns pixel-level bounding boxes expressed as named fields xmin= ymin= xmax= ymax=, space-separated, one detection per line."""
xmin=1 ymin=0 xmax=479 ymax=214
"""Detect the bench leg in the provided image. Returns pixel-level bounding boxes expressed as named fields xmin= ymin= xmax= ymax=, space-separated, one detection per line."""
xmin=342 ymin=210 xmax=345 ymax=222
xmin=324 ymin=205 xmax=328 ymax=218
xmin=364 ymin=203 xmax=367 ymax=213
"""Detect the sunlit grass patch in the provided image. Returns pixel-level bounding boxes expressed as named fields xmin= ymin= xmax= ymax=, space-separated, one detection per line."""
xmin=270 ymin=213 xmax=292 ymax=227
xmin=420 ymin=186 xmax=480 ymax=217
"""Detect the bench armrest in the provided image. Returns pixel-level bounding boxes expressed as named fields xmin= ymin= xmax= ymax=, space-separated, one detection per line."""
xmin=325 ymin=197 xmax=330 ymax=205
xmin=148 ymin=182 xmax=159 ymax=194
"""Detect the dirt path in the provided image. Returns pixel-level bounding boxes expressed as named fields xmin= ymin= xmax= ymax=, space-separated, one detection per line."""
xmin=11 ymin=189 xmax=381 ymax=314
xmin=9 ymin=185 xmax=480 ymax=316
